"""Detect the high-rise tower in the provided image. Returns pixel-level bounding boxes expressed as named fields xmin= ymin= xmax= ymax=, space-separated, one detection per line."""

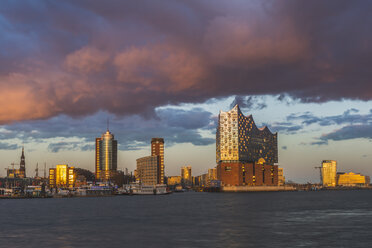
xmin=151 ymin=138 xmax=164 ymax=184
xmin=95 ymin=130 xmax=118 ymax=181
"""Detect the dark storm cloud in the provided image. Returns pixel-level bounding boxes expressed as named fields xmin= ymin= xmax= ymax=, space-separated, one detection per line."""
xmin=1 ymin=108 xmax=216 ymax=151
xmin=287 ymin=109 xmax=372 ymax=127
xmin=265 ymin=122 xmax=303 ymax=134
xmin=0 ymin=0 xmax=371 ymax=123
xmin=0 ymin=142 xmax=19 ymax=150
xmin=230 ymin=96 xmax=267 ymax=111
xmin=320 ymin=125 xmax=372 ymax=142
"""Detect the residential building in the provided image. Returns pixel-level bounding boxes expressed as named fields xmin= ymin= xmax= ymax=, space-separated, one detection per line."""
xmin=136 ymin=156 xmax=160 ymax=185
xmin=151 ymin=138 xmax=164 ymax=184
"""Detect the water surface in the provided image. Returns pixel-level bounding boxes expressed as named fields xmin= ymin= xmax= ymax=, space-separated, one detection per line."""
xmin=1 ymin=190 xmax=371 ymax=248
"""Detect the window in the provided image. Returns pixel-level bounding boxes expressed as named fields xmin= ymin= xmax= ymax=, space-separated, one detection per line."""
xmin=225 ymin=166 xmax=232 ymax=172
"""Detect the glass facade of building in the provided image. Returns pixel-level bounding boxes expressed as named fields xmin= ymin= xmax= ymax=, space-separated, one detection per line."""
xmin=321 ymin=160 xmax=337 ymax=187
xmin=95 ymin=130 xmax=118 ymax=181
xmin=181 ymin=166 xmax=192 ymax=185
xmin=216 ymin=104 xmax=278 ymax=165
xmin=337 ymin=172 xmax=367 ymax=187
xmin=49 ymin=164 xmax=75 ymax=188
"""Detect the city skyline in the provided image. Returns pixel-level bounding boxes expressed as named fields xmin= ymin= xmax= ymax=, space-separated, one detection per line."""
xmin=0 ymin=1 xmax=372 ymax=183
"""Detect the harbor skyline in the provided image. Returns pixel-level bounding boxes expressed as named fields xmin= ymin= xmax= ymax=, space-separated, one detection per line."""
xmin=0 ymin=1 xmax=372 ymax=183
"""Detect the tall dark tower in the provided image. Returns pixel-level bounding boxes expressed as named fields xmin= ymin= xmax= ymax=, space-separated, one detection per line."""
xmin=20 ymin=146 xmax=26 ymax=178
xmin=151 ymin=138 xmax=164 ymax=184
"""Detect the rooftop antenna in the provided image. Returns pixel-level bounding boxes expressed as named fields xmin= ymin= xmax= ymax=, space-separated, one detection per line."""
xmin=107 ymin=118 xmax=109 ymax=131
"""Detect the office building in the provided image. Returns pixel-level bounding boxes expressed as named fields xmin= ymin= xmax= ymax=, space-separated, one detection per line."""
xmin=49 ymin=165 xmax=75 ymax=188
xmin=95 ymin=129 xmax=118 ymax=181
xmin=181 ymin=166 xmax=192 ymax=186
xmin=151 ymin=138 xmax=164 ymax=184
xmin=321 ymin=160 xmax=337 ymax=187
xmin=216 ymin=104 xmax=278 ymax=186
xmin=136 ymin=156 xmax=160 ymax=185
xmin=337 ymin=172 xmax=369 ymax=187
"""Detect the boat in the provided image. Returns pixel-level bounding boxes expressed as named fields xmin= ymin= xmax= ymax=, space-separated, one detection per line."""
xmin=121 ymin=183 xmax=170 ymax=195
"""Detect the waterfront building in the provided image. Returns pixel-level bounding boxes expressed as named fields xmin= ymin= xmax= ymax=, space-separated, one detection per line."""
xmin=181 ymin=166 xmax=192 ymax=186
xmin=208 ymin=168 xmax=217 ymax=181
xmin=6 ymin=147 xmax=26 ymax=178
xmin=151 ymin=138 xmax=164 ymax=184
xmin=337 ymin=172 xmax=369 ymax=187
xmin=49 ymin=165 xmax=75 ymax=188
xmin=136 ymin=156 xmax=160 ymax=185
xmin=321 ymin=160 xmax=337 ymax=187
xmin=278 ymin=168 xmax=285 ymax=186
xmin=167 ymin=176 xmax=182 ymax=186
xmin=95 ymin=129 xmax=118 ymax=181
xmin=216 ymin=105 xmax=278 ymax=186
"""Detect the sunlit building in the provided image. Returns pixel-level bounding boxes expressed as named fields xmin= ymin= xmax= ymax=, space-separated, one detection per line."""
xmin=181 ymin=166 xmax=192 ymax=186
xmin=216 ymin=104 xmax=278 ymax=186
xmin=208 ymin=168 xmax=217 ymax=181
xmin=278 ymin=168 xmax=285 ymax=186
xmin=321 ymin=160 xmax=337 ymax=187
xmin=6 ymin=147 xmax=26 ymax=178
xmin=49 ymin=165 xmax=75 ymax=188
xmin=151 ymin=138 xmax=164 ymax=184
xmin=167 ymin=176 xmax=182 ymax=186
xmin=95 ymin=129 xmax=118 ymax=181
xmin=337 ymin=172 xmax=369 ymax=187
xmin=136 ymin=156 xmax=160 ymax=185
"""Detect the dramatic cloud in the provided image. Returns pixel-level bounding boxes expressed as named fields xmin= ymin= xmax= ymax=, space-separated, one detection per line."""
xmin=230 ymin=96 xmax=267 ymax=111
xmin=1 ymin=108 xmax=216 ymax=151
xmin=320 ymin=125 xmax=372 ymax=142
xmin=0 ymin=142 xmax=19 ymax=150
xmin=287 ymin=109 xmax=371 ymax=126
xmin=0 ymin=0 xmax=371 ymax=123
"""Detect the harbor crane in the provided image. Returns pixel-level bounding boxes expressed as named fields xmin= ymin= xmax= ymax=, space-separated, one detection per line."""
xmin=314 ymin=166 xmax=322 ymax=185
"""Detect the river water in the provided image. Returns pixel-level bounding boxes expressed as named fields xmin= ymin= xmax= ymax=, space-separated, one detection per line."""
xmin=1 ymin=190 xmax=371 ymax=248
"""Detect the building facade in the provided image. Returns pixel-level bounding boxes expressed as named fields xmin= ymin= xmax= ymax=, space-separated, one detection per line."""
xmin=181 ymin=166 xmax=192 ymax=186
xmin=136 ymin=156 xmax=160 ymax=185
xmin=337 ymin=172 xmax=369 ymax=187
xmin=49 ymin=165 xmax=75 ymax=188
xmin=95 ymin=130 xmax=118 ymax=181
xmin=167 ymin=176 xmax=182 ymax=186
xmin=278 ymin=168 xmax=285 ymax=186
xmin=216 ymin=105 xmax=279 ymax=186
xmin=151 ymin=138 xmax=164 ymax=184
xmin=321 ymin=160 xmax=337 ymax=187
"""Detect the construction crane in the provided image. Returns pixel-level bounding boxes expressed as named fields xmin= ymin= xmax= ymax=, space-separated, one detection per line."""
xmin=314 ymin=166 xmax=322 ymax=185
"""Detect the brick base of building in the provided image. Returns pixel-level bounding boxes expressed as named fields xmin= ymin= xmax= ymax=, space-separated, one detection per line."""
xmin=217 ymin=162 xmax=278 ymax=186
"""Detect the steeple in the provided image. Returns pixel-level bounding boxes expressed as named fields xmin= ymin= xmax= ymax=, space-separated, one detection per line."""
xmin=20 ymin=146 xmax=26 ymax=178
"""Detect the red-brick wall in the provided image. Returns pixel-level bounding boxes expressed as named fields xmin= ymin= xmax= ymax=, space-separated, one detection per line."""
xmin=218 ymin=162 xmax=278 ymax=186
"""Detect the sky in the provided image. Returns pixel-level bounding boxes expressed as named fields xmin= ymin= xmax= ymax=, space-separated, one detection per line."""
xmin=0 ymin=0 xmax=371 ymax=183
